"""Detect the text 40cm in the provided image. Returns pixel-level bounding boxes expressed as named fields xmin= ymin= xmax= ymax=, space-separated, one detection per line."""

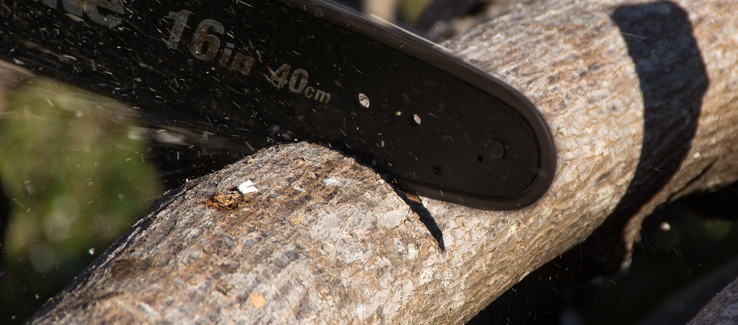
xmin=165 ymin=9 xmax=331 ymax=104
xmin=268 ymin=63 xmax=331 ymax=104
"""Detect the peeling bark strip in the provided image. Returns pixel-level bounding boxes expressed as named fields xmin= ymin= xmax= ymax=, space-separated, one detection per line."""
xmin=25 ymin=0 xmax=738 ymax=323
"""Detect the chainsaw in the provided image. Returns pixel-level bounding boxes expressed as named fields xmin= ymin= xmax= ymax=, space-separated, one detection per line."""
xmin=0 ymin=0 xmax=556 ymax=210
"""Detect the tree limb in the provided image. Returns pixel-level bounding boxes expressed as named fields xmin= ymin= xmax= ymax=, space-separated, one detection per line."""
xmin=26 ymin=0 xmax=738 ymax=323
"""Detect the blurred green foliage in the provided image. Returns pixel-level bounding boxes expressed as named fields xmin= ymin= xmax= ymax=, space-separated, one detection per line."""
xmin=398 ymin=0 xmax=432 ymax=23
xmin=0 ymin=78 xmax=164 ymax=322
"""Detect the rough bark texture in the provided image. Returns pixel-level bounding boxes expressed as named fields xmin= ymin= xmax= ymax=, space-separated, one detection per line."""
xmin=15 ymin=0 xmax=738 ymax=323
xmin=447 ymin=0 xmax=738 ymax=279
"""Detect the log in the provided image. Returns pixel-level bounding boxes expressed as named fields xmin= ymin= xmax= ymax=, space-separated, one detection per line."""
xmin=25 ymin=0 xmax=738 ymax=323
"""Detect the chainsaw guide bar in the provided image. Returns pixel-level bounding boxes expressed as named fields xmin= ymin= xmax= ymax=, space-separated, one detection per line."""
xmin=1 ymin=0 xmax=556 ymax=210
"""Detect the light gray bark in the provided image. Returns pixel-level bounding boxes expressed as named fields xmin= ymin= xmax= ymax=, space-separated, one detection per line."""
xmin=15 ymin=0 xmax=738 ymax=323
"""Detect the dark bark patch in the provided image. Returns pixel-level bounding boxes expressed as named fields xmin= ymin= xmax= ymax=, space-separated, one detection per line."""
xmin=108 ymin=258 xmax=153 ymax=282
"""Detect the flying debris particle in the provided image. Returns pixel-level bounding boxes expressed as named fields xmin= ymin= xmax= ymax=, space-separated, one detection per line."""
xmin=237 ymin=180 xmax=258 ymax=194
xmin=356 ymin=93 xmax=370 ymax=108
xmin=89 ymin=248 xmax=96 ymax=255
xmin=659 ymin=222 xmax=671 ymax=231
xmin=411 ymin=114 xmax=422 ymax=126
xmin=244 ymin=141 xmax=256 ymax=152
xmin=65 ymin=13 xmax=84 ymax=22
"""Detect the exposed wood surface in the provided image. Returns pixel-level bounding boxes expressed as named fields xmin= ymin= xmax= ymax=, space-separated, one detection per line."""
xmin=17 ymin=0 xmax=738 ymax=323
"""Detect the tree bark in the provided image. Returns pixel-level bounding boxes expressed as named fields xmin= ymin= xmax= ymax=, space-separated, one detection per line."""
xmin=23 ymin=0 xmax=738 ymax=323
